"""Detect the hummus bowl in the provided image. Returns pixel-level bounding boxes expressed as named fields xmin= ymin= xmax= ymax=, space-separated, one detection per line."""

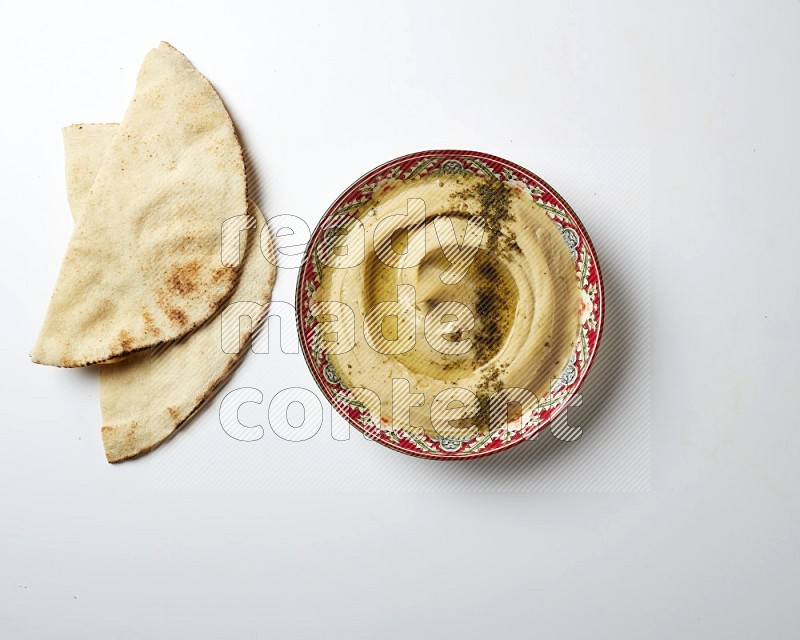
xmin=296 ymin=151 xmax=604 ymax=459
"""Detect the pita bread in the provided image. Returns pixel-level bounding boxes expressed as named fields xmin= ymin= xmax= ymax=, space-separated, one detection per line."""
xmin=32 ymin=42 xmax=246 ymax=367
xmin=99 ymin=201 xmax=273 ymax=463
xmin=62 ymin=123 xmax=275 ymax=462
xmin=63 ymin=123 xmax=120 ymax=216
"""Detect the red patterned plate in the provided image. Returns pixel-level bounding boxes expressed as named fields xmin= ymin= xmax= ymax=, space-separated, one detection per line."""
xmin=296 ymin=150 xmax=604 ymax=459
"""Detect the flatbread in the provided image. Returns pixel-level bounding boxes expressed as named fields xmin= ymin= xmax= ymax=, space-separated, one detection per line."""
xmin=63 ymin=123 xmax=120 ymax=216
xmin=32 ymin=42 xmax=246 ymax=367
xmin=63 ymin=123 xmax=275 ymax=462
xmin=99 ymin=200 xmax=273 ymax=463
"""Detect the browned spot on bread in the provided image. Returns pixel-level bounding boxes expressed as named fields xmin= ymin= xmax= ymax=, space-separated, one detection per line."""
xmin=166 ymin=306 xmax=188 ymax=325
xmin=118 ymin=330 xmax=134 ymax=351
xmin=211 ymin=266 xmax=230 ymax=283
xmin=167 ymin=406 xmax=180 ymax=422
xmin=101 ymin=426 xmax=112 ymax=434
xmin=124 ymin=422 xmax=139 ymax=447
xmin=167 ymin=260 xmax=202 ymax=296
xmin=142 ymin=311 xmax=161 ymax=337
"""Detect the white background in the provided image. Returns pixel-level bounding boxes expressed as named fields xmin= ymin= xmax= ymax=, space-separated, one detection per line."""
xmin=1 ymin=0 xmax=798 ymax=637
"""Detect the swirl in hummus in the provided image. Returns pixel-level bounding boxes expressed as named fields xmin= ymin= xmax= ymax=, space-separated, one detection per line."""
xmin=311 ymin=172 xmax=582 ymax=441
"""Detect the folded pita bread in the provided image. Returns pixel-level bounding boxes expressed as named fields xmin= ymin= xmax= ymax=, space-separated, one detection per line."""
xmin=62 ymin=123 xmax=275 ymax=462
xmin=32 ymin=42 xmax=246 ymax=367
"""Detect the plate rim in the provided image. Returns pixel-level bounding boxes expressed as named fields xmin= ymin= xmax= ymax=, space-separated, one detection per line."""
xmin=294 ymin=149 xmax=605 ymax=461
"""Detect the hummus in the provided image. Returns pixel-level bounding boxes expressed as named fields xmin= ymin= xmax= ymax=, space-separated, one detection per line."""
xmin=311 ymin=172 xmax=581 ymax=440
